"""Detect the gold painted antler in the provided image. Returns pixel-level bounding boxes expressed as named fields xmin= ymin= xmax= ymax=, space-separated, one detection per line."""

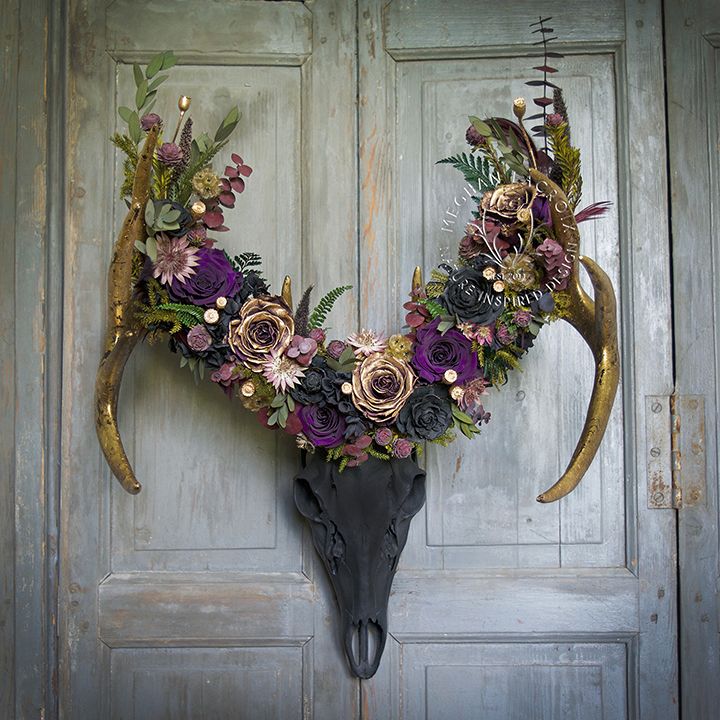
xmin=95 ymin=127 xmax=159 ymax=494
xmin=529 ymin=169 xmax=620 ymax=503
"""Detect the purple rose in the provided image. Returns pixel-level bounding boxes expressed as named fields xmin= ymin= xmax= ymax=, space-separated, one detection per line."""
xmin=298 ymin=404 xmax=347 ymax=447
xmin=170 ymin=247 xmax=241 ymax=306
xmin=412 ymin=318 xmax=479 ymax=384
xmin=141 ymin=113 xmax=162 ymax=131
xmin=157 ymin=142 xmax=184 ymax=167
xmin=392 ymin=438 xmax=413 ymax=458
xmin=186 ymin=324 xmax=212 ymax=352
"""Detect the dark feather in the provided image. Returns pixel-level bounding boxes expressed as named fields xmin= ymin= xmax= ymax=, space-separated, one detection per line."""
xmin=575 ymin=201 xmax=612 ymax=223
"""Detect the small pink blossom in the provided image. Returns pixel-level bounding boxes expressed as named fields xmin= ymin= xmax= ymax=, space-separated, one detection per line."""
xmin=347 ymin=329 xmax=387 ymax=357
xmin=309 ymin=328 xmax=326 ymax=344
xmin=286 ymin=335 xmax=318 ymax=367
xmin=262 ymin=352 xmax=306 ymax=393
xmin=326 ymin=340 xmax=346 ymax=359
xmin=392 ymin=438 xmax=413 ymax=459
xmin=152 ymin=233 xmax=199 ymax=286
xmin=375 ymin=427 xmax=393 ymax=446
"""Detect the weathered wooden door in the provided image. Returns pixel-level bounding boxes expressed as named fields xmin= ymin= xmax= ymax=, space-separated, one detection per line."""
xmin=356 ymin=1 xmax=676 ymax=718
xmin=60 ymin=1 xmax=359 ymax=717
xmin=60 ymin=1 xmax=677 ymax=718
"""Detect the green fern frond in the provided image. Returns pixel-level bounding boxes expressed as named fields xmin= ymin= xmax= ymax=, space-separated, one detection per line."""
xmin=425 ymin=281 xmax=445 ymax=299
xmin=233 ymin=252 xmax=264 ymax=273
xmin=111 ymin=133 xmax=138 ymax=163
xmin=418 ymin=298 xmax=446 ymax=318
xmin=366 ymin=446 xmax=391 ymax=461
xmin=157 ymin=302 xmax=205 ymax=324
xmin=436 ymin=152 xmax=498 ymax=191
xmin=136 ymin=307 xmax=182 ymax=334
xmin=430 ymin=268 xmax=449 ymax=284
xmin=308 ymin=285 xmax=352 ymax=329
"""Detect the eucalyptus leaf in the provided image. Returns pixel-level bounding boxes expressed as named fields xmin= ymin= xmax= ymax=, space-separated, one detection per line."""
xmin=278 ymin=405 xmax=289 ymax=425
xmin=268 ymin=409 xmax=280 ymax=426
xmin=145 ymin=235 xmax=158 ymax=262
xmin=180 ymin=356 xmax=188 ymax=368
xmin=118 ymin=106 xmax=134 ymax=123
xmin=145 ymin=52 xmax=164 ymax=79
xmin=451 ymin=406 xmax=475 ymax=424
xmin=286 ymin=395 xmax=295 ymax=412
xmin=128 ymin=112 xmax=142 ymax=144
xmin=469 ymin=116 xmax=492 ymax=137
xmin=271 ymin=394 xmax=286 ymax=408
xmin=132 ymin=63 xmax=144 ymax=88
xmin=135 ymin=79 xmax=148 ymax=109
xmin=144 ymin=199 xmax=155 ymax=226
xmin=134 ymin=240 xmax=147 ymax=254
xmin=161 ymin=50 xmax=177 ymax=71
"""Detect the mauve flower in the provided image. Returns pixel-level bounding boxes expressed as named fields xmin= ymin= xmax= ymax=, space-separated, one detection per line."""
xmin=326 ymin=340 xmax=347 ymax=359
xmin=495 ymin=323 xmax=515 ymax=346
xmin=441 ymin=265 xmax=504 ymax=324
xmin=298 ymin=404 xmax=346 ymax=447
xmin=228 ymin=296 xmax=294 ymax=372
xmin=536 ymin=237 xmax=572 ymax=291
xmin=396 ymin=386 xmax=453 ymax=442
xmin=210 ymin=360 xmax=242 ymax=387
xmin=392 ymin=438 xmax=414 ymax=458
xmin=140 ymin=113 xmax=162 ymax=131
xmin=170 ymin=247 xmax=240 ymax=306
xmin=152 ymin=234 xmax=199 ymax=285
xmin=309 ymin=328 xmax=326 ymax=344
xmin=286 ymin=335 xmax=318 ymax=367
xmin=513 ymin=310 xmax=532 ymax=328
xmin=351 ymin=353 xmax=416 ymax=424
xmin=186 ymin=324 xmax=212 ymax=352
xmin=459 ymin=377 xmax=491 ymax=425
xmin=547 ymin=113 xmax=564 ymax=127
xmin=157 ymin=142 xmax=184 ymax=167
xmin=411 ymin=318 xmax=478 ymax=384
xmin=375 ymin=427 xmax=393 ymax=446
xmin=466 ymin=124 xmax=486 ymax=147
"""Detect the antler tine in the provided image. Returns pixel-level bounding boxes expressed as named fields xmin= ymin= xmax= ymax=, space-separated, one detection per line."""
xmin=95 ymin=126 xmax=159 ymax=495
xmin=529 ymin=169 xmax=620 ymax=504
xmin=412 ymin=266 xmax=423 ymax=293
xmin=281 ymin=275 xmax=293 ymax=308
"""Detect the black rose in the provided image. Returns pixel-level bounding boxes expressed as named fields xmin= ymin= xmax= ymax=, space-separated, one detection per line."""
xmin=237 ymin=271 xmax=269 ymax=303
xmin=441 ymin=266 xmax=504 ymax=324
xmin=396 ymin=385 xmax=453 ymax=442
xmin=291 ymin=363 xmax=328 ymax=406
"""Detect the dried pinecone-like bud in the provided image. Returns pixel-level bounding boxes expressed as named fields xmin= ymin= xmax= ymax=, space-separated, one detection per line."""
xmin=500 ymin=253 xmax=541 ymax=292
xmin=192 ymin=167 xmax=223 ymax=200
xmin=228 ymin=296 xmax=295 ymax=371
xmin=387 ymin=334 xmax=413 ymax=360
xmin=351 ymin=353 xmax=416 ymax=424
xmin=465 ymin=124 xmax=486 ymax=148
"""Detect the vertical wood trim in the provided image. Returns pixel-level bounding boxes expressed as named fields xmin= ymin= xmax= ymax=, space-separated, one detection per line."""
xmin=623 ymin=1 xmax=679 ymax=717
xmin=0 ymin=0 xmax=20 ymax=715
xmin=666 ymin=1 xmax=720 ymax=717
xmin=11 ymin=0 xmax=57 ymax=717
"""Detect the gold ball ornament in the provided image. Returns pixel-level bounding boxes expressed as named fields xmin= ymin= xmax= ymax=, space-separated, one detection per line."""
xmin=178 ymin=95 xmax=192 ymax=112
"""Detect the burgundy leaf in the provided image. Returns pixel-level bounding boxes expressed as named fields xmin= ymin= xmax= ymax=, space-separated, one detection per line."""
xmin=229 ymin=177 xmax=246 ymax=193
xmin=231 ymin=153 xmax=244 ymax=165
xmin=238 ymin=165 xmax=253 ymax=177
xmin=225 ymin=165 xmax=239 ymax=178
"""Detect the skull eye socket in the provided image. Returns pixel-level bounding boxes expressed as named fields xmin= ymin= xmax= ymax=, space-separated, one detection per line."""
xmin=293 ymin=476 xmax=323 ymax=522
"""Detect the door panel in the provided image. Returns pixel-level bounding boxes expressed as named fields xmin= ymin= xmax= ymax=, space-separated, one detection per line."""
xmin=666 ymin=0 xmax=720 ymax=716
xmin=61 ymin=1 xmax=357 ymax=718
xmin=358 ymin=1 xmax=675 ymax=718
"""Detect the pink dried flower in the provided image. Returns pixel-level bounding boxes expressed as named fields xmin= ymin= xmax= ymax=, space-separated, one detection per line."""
xmin=152 ymin=233 xmax=199 ymax=286
xmin=141 ymin=113 xmax=162 ymax=131
xmin=473 ymin=324 xmax=495 ymax=346
xmin=375 ymin=427 xmax=393 ymax=446
xmin=309 ymin=328 xmax=326 ymax=344
xmin=547 ymin=113 xmax=564 ymax=127
xmin=495 ymin=324 xmax=515 ymax=346
xmin=262 ymin=352 xmax=306 ymax=393
xmin=157 ymin=142 xmax=184 ymax=167
xmin=347 ymin=329 xmax=387 ymax=357
xmin=210 ymin=360 xmax=241 ymax=387
xmin=186 ymin=324 xmax=212 ymax=352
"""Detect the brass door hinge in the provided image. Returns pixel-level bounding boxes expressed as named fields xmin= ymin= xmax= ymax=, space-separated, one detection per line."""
xmin=646 ymin=395 xmax=705 ymax=509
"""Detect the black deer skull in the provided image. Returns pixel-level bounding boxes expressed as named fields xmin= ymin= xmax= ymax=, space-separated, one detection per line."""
xmin=294 ymin=453 xmax=426 ymax=678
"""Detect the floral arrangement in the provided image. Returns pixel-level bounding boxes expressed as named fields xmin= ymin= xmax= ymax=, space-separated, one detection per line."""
xmin=115 ymin=36 xmax=608 ymax=472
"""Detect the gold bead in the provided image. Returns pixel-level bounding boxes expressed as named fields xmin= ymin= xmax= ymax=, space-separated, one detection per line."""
xmin=493 ymin=280 xmax=505 ymax=293
xmin=240 ymin=380 xmax=255 ymax=397
xmin=215 ymin=296 xmax=228 ymax=310
xmin=443 ymin=369 xmax=458 ymax=384
xmin=450 ymin=385 xmax=465 ymax=401
xmin=203 ymin=308 xmax=219 ymax=324
xmin=190 ymin=201 xmax=206 ymax=219
xmin=482 ymin=267 xmax=496 ymax=280
xmin=178 ymin=95 xmax=191 ymax=112
xmin=341 ymin=382 xmax=353 ymax=395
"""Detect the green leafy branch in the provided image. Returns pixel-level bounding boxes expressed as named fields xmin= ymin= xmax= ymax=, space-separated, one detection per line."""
xmin=436 ymin=151 xmax=498 ymax=191
xmin=118 ymin=50 xmax=177 ymax=146
xmin=266 ymin=393 xmax=296 ymax=429
xmin=308 ymin=285 xmax=352 ymax=330
xmin=452 ymin=404 xmax=481 ymax=439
